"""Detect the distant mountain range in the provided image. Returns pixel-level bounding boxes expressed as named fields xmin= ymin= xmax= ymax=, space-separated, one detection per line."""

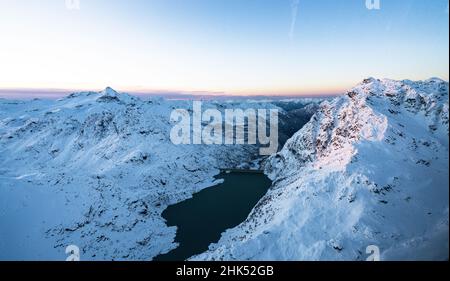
xmin=0 ymin=88 xmax=337 ymax=101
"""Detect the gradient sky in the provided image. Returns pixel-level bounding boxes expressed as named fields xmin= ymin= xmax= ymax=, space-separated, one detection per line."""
xmin=0 ymin=0 xmax=448 ymax=96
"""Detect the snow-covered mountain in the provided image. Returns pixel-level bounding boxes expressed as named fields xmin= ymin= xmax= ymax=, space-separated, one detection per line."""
xmin=0 ymin=88 xmax=314 ymax=260
xmin=1 ymin=78 xmax=448 ymax=261
xmin=193 ymin=78 xmax=449 ymax=261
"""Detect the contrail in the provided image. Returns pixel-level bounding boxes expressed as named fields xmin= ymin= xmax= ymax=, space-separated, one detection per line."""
xmin=289 ymin=0 xmax=300 ymax=40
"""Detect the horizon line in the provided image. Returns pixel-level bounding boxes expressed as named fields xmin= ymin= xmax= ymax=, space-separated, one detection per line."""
xmin=0 ymin=87 xmax=343 ymax=100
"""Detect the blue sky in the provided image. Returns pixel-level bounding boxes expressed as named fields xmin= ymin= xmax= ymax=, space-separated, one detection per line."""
xmin=0 ymin=0 xmax=448 ymax=96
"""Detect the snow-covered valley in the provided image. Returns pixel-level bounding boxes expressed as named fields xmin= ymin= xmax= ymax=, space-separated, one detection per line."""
xmin=0 ymin=88 xmax=316 ymax=260
xmin=0 ymin=78 xmax=448 ymax=261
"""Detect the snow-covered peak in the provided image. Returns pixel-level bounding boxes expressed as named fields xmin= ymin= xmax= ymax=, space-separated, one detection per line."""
xmin=193 ymin=78 xmax=449 ymax=261
xmin=265 ymin=78 xmax=448 ymax=175
xmin=101 ymin=87 xmax=118 ymax=96
xmin=96 ymin=87 xmax=137 ymax=104
xmin=58 ymin=87 xmax=137 ymax=106
xmin=353 ymin=77 xmax=448 ymax=104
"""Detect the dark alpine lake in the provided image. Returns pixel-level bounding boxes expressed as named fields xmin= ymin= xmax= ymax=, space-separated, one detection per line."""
xmin=154 ymin=170 xmax=272 ymax=261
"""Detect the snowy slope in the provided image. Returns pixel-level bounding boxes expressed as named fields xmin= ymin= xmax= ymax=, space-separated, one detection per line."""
xmin=193 ymin=78 xmax=449 ymax=261
xmin=0 ymin=88 xmax=297 ymax=261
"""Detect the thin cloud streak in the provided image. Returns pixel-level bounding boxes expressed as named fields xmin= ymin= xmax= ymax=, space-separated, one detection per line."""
xmin=289 ymin=0 xmax=300 ymax=40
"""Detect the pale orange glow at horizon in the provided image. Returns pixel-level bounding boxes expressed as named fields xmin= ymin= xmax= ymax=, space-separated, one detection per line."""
xmin=0 ymin=1 xmax=448 ymax=97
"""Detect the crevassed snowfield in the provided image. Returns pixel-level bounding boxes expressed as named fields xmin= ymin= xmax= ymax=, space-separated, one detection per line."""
xmin=0 ymin=78 xmax=448 ymax=261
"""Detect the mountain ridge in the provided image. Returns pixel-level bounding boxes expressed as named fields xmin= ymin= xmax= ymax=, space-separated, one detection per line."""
xmin=192 ymin=77 xmax=449 ymax=261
